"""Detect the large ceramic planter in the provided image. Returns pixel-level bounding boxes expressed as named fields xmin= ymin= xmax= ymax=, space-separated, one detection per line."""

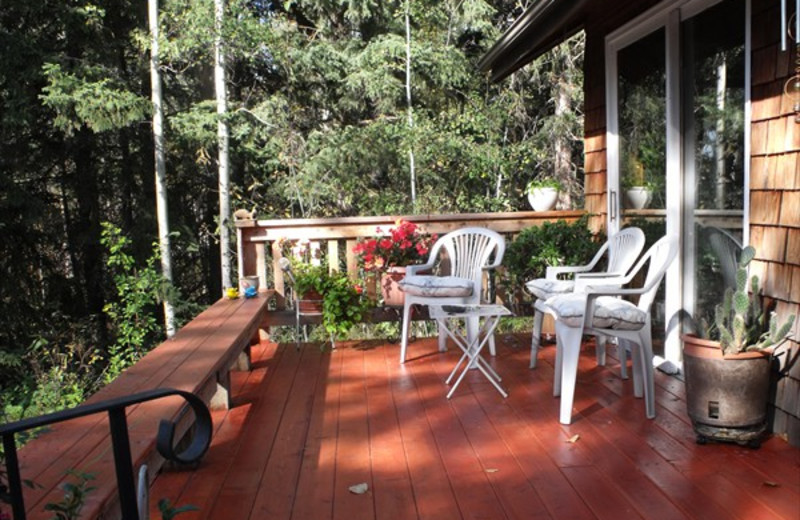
xmin=527 ymin=187 xmax=558 ymax=211
xmin=682 ymin=334 xmax=772 ymax=447
xmin=624 ymin=187 xmax=652 ymax=209
xmin=381 ymin=266 xmax=406 ymax=307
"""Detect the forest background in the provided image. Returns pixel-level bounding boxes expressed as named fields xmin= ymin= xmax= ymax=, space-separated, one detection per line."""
xmin=0 ymin=0 xmax=584 ymax=419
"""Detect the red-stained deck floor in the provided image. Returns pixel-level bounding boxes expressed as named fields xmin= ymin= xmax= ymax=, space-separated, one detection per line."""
xmin=149 ymin=333 xmax=800 ymax=520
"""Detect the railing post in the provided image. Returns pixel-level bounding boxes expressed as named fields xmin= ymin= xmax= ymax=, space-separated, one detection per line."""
xmin=107 ymin=407 xmax=138 ymax=520
xmin=3 ymin=433 xmax=25 ymax=520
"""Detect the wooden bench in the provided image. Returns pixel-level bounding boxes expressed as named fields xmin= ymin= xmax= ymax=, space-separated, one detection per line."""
xmin=10 ymin=292 xmax=272 ymax=520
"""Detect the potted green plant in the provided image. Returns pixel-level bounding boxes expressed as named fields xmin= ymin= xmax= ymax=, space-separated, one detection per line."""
xmin=280 ymin=240 xmax=370 ymax=340
xmin=682 ymin=245 xmax=795 ymax=447
xmin=525 ymin=177 xmax=561 ymax=211
xmin=621 ymin=156 xmax=653 ymax=209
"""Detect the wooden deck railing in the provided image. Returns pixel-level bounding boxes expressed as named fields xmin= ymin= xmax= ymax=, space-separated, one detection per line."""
xmin=235 ymin=210 xmax=585 ymax=312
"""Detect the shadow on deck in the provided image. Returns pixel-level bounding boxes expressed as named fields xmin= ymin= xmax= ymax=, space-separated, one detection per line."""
xmin=149 ymin=333 xmax=800 ymax=520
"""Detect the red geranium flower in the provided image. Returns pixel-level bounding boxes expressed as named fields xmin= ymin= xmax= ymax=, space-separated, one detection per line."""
xmin=352 ymin=219 xmax=436 ymax=272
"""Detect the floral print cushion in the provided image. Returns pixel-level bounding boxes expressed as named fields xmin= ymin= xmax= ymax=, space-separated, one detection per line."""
xmin=399 ymin=275 xmax=474 ymax=297
xmin=525 ymin=278 xmax=575 ymax=300
xmin=545 ymin=293 xmax=646 ymax=330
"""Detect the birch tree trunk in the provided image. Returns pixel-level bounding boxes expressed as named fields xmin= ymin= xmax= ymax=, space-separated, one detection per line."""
xmin=148 ymin=0 xmax=176 ymax=336
xmin=405 ymin=0 xmax=416 ymax=207
xmin=215 ymin=0 xmax=232 ymax=290
xmin=553 ymin=77 xmax=572 ymax=209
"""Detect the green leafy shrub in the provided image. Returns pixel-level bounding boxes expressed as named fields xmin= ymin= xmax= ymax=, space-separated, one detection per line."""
xmin=101 ymin=223 xmax=169 ymax=382
xmin=502 ymin=215 xmax=603 ymax=298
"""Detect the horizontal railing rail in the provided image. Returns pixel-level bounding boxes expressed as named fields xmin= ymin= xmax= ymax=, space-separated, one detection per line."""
xmin=235 ymin=210 xmax=585 ymax=309
xmin=0 ymin=388 xmax=212 ymax=520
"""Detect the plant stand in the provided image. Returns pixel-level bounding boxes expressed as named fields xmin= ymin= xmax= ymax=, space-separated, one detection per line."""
xmin=295 ymin=292 xmax=335 ymax=351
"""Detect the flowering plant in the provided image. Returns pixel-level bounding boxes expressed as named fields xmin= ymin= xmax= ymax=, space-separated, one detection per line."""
xmin=353 ymin=219 xmax=436 ymax=272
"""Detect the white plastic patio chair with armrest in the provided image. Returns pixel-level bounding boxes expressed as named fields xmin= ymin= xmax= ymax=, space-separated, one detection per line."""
xmin=397 ymin=227 xmax=505 ymax=364
xmin=526 ymin=227 xmax=646 ymax=369
xmin=546 ymin=234 xmax=678 ymax=424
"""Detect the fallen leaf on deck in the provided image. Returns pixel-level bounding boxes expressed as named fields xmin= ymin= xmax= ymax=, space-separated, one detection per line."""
xmin=485 ymin=468 xmax=499 ymax=473
xmin=348 ymin=483 xmax=369 ymax=494
xmin=762 ymin=481 xmax=780 ymax=488
xmin=566 ymin=434 xmax=580 ymax=443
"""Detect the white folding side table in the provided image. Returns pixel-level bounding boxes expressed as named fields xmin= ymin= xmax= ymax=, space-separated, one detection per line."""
xmin=429 ymin=303 xmax=512 ymax=399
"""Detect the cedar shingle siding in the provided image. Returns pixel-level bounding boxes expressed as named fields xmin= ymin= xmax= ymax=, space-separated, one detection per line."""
xmin=750 ymin=0 xmax=800 ymax=444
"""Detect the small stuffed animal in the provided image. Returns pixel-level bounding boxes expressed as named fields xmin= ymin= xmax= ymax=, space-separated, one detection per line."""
xmin=233 ymin=208 xmax=256 ymax=221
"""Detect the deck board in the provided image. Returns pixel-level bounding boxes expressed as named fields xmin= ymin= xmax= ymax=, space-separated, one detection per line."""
xmin=149 ymin=334 xmax=800 ymax=520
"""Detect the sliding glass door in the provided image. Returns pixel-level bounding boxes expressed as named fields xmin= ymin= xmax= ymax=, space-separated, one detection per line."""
xmin=606 ymin=0 xmax=747 ymax=365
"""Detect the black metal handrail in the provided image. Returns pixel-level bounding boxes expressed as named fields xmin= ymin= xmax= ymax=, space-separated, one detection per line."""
xmin=0 ymin=388 xmax=212 ymax=520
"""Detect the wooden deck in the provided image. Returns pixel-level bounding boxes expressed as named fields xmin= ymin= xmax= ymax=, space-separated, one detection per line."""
xmin=149 ymin=333 xmax=800 ymax=520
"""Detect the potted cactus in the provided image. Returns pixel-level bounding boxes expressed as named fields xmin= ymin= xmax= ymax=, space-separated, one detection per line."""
xmin=682 ymin=246 xmax=795 ymax=447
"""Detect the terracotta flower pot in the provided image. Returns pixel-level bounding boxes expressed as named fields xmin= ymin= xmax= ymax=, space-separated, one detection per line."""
xmin=681 ymin=334 xmax=772 ymax=446
xmin=381 ymin=266 xmax=406 ymax=307
xmin=298 ymin=289 xmax=324 ymax=314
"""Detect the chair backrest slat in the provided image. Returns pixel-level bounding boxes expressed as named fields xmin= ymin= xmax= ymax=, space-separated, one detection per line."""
xmin=608 ymin=227 xmax=647 ymax=275
xmin=436 ymin=227 xmax=505 ymax=288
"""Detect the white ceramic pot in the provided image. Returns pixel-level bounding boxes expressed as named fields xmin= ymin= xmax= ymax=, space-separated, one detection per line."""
xmin=624 ymin=187 xmax=652 ymax=209
xmin=527 ymin=187 xmax=559 ymax=211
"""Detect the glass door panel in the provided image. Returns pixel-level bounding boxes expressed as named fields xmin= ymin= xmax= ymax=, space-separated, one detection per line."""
xmin=619 ymin=29 xmax=667 ymax=211
xmin=617 ymin=29 xmax=668 ymax=352
xmin=682 ymin=0 xmax=745 ymax=332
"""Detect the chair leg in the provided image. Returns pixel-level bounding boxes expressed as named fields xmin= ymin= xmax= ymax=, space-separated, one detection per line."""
xmin=637 ymin=331 xmax=656 ymax=419
xmin=627 ymin=339 xmax=643 ymax=398
xmin=553 ymin=330 xmax=563 ymax=397
xmin=556 ymin=322 xmax=583 ymax=425
xmin=530 ymin=309 xmax=544 ymax=369
xmin=595 ymin=333 xmax=607 ymax=366
xmin=400 ymin=301 xmax=413 ymax=363
xmin=617 ymin=338 xmax=629 ymax=379
xmin=295 ymin=305 xmax=300 ymax=351
xmin=437 ymin=319 xmax=448 ymax=352
xmin=465 ymin=316 xmax=479 ymax=361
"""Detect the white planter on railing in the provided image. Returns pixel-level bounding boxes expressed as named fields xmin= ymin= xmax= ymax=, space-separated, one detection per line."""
xmin=527 ymin=187 xmax=559 ymax=211
xmin=624 ymin=187 xmax=652 ymax=210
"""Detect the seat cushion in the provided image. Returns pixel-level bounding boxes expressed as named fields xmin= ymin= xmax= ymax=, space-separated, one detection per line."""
xmin=398 ymin=275 xmax=474 ymax=297
xmin=546 ymin=293 xmax=646 ymax=330
xmin=525 ymin=278 xmax=575 ymax=300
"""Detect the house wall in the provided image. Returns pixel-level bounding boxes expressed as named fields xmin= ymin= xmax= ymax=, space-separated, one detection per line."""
xmin=580 ymin=0 xmax=800 ymax=444
xmin=749 ymin=0 xmax=800 ymax=444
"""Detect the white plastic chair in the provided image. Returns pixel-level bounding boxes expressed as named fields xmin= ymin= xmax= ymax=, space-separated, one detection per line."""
xmin=398 ymin=227 xmax=505 ymax=364
xmin=527 ymin=227 xmax=646 ymax=369
xmin=546 ymin=234 xmax=678 ymax=425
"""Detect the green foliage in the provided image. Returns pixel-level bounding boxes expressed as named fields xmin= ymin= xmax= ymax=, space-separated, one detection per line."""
xmin=320 ymin=273 xmax=371 ymax=337
xmin=712 ymin=246 xmax=796 ymax=355
xmin=43 ymin=471 xmax=96 ymax=520
xmin=292 ymin=263 xmax=331 ymax=297
xmin=101 ymin=223 xmax=169 ymax=382
xmin=40 ymin=63 xmax=151 ymax=135
xmin=158 ymin=498 xmax=199 ymax=520
xmin=502 ymin=215 xmax=603 ymax=299
xmin=525 ymin=177 xmax=561 ymax=192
